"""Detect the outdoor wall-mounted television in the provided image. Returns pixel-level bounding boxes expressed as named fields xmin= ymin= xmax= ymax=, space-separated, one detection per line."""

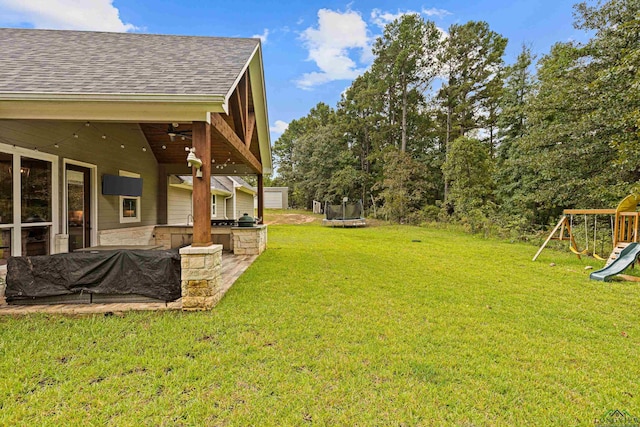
xmin=102 ymin=174 xmax=143 ymax=197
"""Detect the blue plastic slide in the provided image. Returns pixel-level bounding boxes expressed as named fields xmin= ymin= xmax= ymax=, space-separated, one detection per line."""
xmin=590 ymin=243 xmax=640 ymax=281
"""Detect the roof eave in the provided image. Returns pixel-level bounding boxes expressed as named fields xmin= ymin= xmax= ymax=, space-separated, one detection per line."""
xmin=0 ymin=93 xmax=227 ymax=122
xmin=246 ymin=44 xmax=273 ymax=175
xmin=169 ymin=182 xmax=232 ymax=196
xmin=0 ymin=92 xmax=226 ymax=103
xmin=237 ymin=186 xmax=257 ymax=195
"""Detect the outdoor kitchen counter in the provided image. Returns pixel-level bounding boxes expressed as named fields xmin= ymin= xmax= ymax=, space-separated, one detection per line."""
xmin=153 ymin=225 xmax=234 ymax=251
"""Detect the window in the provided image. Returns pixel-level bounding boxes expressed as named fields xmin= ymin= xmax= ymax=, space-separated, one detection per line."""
xmin=21 ymin=157 xmax=52 ymax=223
xmin=122 ymin=198 xmax=138 ymax=218
xmin=211 ymin=195 xmax=216 ymax=218
xmin=119 ymin=170 xmax=141 ymax=223
xmin=0 ymin=152 xmax=12 ymax=225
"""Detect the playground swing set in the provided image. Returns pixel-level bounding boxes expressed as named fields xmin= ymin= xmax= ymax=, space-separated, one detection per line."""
xmin=533 ymin=194 xmax=640 ymax=281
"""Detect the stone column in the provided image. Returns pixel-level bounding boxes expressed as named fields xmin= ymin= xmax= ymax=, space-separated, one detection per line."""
xmin=179 ymin=244 xmax=223 ymax=311
xmin=232 ymin=225 xmax=267 ymax=255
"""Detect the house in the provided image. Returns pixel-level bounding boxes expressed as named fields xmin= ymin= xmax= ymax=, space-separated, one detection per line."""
xmin=0 ymin=28 xmax=272 ymax=310
xmin=167 ymin=175 xmax=256 ymax=225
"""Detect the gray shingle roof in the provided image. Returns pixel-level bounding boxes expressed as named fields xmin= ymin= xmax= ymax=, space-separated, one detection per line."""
xmin=214 ymin=176 xmax=234 ymax=192
xmin=0 ymin=28 xmax=259 ymax=96
xmin=229 ymin=176 xmax=254 ymax=190
xmin=178 ymin=175 xmax=254 ymax=193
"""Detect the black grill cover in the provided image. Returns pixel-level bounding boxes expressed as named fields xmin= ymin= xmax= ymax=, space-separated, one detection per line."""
xmin=5 ymin=249 xmax=181 ymax=302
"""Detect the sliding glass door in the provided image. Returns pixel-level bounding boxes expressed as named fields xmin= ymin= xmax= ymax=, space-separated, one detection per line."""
xmin=66 ymin=164 xmax=91 ymax=252
xmin=0 ymin=153 xmax=12 ymax=265
xmin=21 ymin=157 xmax=52 ymax=256
xmin=0 ymin=144 xmax=57 ymax=263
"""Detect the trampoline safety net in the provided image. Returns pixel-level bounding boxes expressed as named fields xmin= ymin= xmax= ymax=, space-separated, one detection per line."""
xmin=324 ymin=200 xmax=364 ymax=220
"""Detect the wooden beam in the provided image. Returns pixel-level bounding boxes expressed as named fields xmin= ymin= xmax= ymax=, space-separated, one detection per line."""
xmin=563 ymin=209 xmax=617 ymax=215
xmin=245 ymin=112 xmax=256 ymax=148
xmin=240 ymin=73 xmax=249 ymax=139
xmin=210 ymin=113 xmax=262 ymax=174
xmin=257 ymin=174 xmax=264 ymax=224
xmin=229 ymin=73 xmax=249 ymax=144
xmin=230 ymin=88 xmax=245 ymax=142
xmin=192 ymin=121 xmax=212 ymax=246
xmin=616 ymin=274 xmax=640 ymax=282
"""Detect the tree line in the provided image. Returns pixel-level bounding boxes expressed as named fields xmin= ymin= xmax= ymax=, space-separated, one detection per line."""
xmin=272 ymin=0 xmax=639 ymax=234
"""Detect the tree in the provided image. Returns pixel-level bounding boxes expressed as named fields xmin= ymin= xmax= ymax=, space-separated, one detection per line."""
xmin=497 ymin=45 xmax=535 ymax=152
xmin=442 ymin=136 xmax=495 ymax=221
xmin=273 ymin=103 xmax=339 ymax=207
xmin=509 ymin=42 xmax=619 ymax=223
xmin=372 ymin=14 xmax=441 ymax=152
xmin=574 ymin=0 xmax=640 ymax=184
xmin=339 ymin=71 xmax=386 ymax=208
xmin=376 ymin=150 xmax=429 ymax=222
xmin=436 ymin=21 xmax=507 ymax=201
xmin=494 ymin=45 xmax=536 ymax=219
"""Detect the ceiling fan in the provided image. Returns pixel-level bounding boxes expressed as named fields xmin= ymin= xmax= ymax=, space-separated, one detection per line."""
xmin=167 ymin=123 xmax=192 ymax=141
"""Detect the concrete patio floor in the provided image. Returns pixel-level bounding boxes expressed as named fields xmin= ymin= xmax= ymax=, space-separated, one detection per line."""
xmin=0 ymin=253 xmax=258 ymax=316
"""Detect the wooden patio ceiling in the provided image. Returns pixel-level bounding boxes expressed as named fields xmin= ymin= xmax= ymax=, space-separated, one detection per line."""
xmin=139 ymin=72 xmax=263 ymax=174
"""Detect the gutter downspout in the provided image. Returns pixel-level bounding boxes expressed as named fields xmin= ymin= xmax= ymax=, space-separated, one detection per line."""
xmin=228 ymin=177 xmax=241 ymax=220
xmin=233 ymin=182 xmax=238 ymax=220
xmin=223 ymin=194 xmax=233 ymax=220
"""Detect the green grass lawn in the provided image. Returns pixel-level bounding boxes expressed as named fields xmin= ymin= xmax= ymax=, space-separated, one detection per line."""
xmin=1 ymin=219 xmax=639 ymax=425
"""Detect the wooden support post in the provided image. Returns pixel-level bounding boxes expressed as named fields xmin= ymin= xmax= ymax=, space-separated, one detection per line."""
xmin=533 ymin=216 xmax=568 ymax=261
xmin=257 ymin=174 xmax=264 ymax=224
xmin=157 ymin=164 xmax=168 ymax=225
xmin=533 ymin=216 xmax=584 ymax=261
xmin=192 ymin=121 xmax=212 ymax=247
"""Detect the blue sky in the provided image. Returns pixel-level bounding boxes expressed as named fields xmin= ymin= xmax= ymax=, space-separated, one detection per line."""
xmin=0 ymin=0 xmax=590 ymax=142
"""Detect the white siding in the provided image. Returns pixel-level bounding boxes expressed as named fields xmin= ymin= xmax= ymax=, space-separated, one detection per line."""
xmin=235 ymin=191 xmax=255 ymax=219
xmin=0 ymin=120 xmax=159 ymax=233
xmin=225 ymin=194 xmax=234 ymax=219
xmin=167 ymin=185 xmax=192 ymax=224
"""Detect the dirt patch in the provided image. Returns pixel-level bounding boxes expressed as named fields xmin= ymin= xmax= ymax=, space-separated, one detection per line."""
xmin=264 ymin=213 xmax=320 ymax=225
xmin=264 ymin=212 xmax=382 ymax=227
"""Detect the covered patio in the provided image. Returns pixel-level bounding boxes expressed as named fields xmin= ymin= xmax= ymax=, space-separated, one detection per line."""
xmin=0 ymin=28 xmax=272 ymax=311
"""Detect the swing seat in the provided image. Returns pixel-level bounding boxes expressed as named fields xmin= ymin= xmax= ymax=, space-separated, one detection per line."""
xmin=570 ymin=246 xmax=588 ymax=255
xmin=593 ymin=253 xmax=606 ymax=261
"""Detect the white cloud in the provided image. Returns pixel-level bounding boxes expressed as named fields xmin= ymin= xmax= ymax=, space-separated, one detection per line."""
xmin=252 ymin=28 xmax=269 ymax=44
xmin=270 ymin=120 xmax=289 ymax=135
xmin=296 ymin=9 xmax=371 ymax=90
xmin=421 ymin=7 xmax=452 ymax=19
xmin=0 ymin=0 xmax=138 ymax=32
xmin=370 ymin=7 xmax=452 ymax=28
xmin=370 ymin=8 xmax=421 ymax=28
